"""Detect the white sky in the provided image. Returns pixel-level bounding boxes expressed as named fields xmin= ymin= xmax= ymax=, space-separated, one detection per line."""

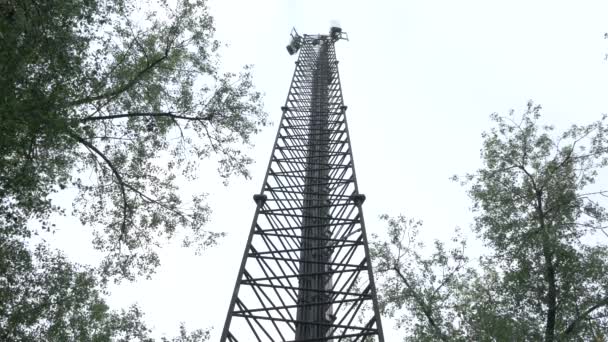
xmin=48 ymin=0 xmax=608 ymax=340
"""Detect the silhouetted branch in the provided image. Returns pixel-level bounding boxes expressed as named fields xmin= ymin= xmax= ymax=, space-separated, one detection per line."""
xmin=562 ymin=295 xmax=608 ymax=337
xmin=80 ymin=111 xmax=213 ymax=123
xmin=68 ymin=130 xmax=128 ymax=243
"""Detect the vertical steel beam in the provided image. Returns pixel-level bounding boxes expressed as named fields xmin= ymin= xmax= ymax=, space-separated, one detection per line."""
xmin=295 ymin=40 xmax=332 ymax=340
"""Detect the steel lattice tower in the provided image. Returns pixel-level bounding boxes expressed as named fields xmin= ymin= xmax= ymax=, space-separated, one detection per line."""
xmin=221 ymin=28 xmax=385 ymax=342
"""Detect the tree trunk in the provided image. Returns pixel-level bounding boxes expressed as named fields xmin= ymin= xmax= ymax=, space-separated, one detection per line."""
xmin=536 ymin=191 xmax=557 ymax=342
xmin=542 ymin=244 xmax=557 ymax=342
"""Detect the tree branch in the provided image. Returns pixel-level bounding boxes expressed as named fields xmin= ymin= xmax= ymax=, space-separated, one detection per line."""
xmin=80 ymin=111 xmax=213 ymax=123
xmin=517 ymin=164 xmax=539 ymax=192
xmin=561 ymin=295 xmax=608 ymax=336
xmin=68 ymin=130 xmax=128 ymax=242
xmin=430 ymin=254 xmax=465 ymax=299
xmin=393 ymin=267 xmax=449 ymax=342
xmin=122 ymin=182 xmax=189 ymax=221
xmin=69 ymin=54 xmax=169 ymax=107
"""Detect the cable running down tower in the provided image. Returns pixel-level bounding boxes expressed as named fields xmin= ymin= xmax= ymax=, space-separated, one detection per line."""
xmin=221 ymin=27 xmax=385 ymax=342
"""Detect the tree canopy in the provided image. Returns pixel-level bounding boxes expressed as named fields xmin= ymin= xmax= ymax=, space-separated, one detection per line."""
xmin=1 ymin=0 xmax=265 ymax=338
xmin=0 ymin=237 xmax=210 ymax=341
xmin=373 ymin=102 xmax=608 ymax=341
xmin=1 ymin=0 xmax=266 ymax=280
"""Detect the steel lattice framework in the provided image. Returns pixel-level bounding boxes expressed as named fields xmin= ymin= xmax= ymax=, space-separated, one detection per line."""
xmin=221 ymin=29 xmax=385 ymax=342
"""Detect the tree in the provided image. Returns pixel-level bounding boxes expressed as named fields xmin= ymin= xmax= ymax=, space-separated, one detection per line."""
xmin=0 ymin=235 xmax=209 ymax=341
xmin=372 ymin=102 xmax=608 ymax=341
xmin=372 ymin=216 xmax=472 ymax=341
xmin=1 ymin=0 xmax=265 ymax=338
xmin=0 ymin=0 xmax=266 ymax=280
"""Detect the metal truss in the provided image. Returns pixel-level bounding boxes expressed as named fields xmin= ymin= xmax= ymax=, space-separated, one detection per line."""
xmin=220 ymin=30 xmax=385 ymax=342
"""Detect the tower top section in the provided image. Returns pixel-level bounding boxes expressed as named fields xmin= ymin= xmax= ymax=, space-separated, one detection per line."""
xmin=286 ymin=26 xmax=349 ymax=55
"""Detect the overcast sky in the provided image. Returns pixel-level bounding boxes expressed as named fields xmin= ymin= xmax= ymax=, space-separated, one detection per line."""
xmin=48 ymin=0 xmax=608 ymax=340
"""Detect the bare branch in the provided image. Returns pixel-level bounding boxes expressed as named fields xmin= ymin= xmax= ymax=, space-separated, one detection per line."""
xmin=577 ymin=190 xmax=608 ymax=198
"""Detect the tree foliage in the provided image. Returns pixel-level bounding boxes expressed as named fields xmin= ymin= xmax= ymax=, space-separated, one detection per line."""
xmin=372 ymin=216 xmax=471 ymax=341
xmin=373 ymin=102 xmax=608 ymax=341
xmin=0 ymin=0 xmax=266 ymax=280
xmin=0 ymin=236 xmax=209 ymax=341
xmin=1 ymin=0 xmax=265 ymax=338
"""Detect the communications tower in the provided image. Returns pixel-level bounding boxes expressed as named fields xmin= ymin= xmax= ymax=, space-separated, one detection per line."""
xmin=220 ymin=27 xmax=385 ymax=342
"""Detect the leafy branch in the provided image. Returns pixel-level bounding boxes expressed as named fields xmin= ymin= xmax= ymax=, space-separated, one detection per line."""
xmin=562 ymin=295 xmax=608 ymax=337
xmin=80 ymin=111 xmax=214 ymax=123
xmin=67 ymin=130 xmax=129 ymax=244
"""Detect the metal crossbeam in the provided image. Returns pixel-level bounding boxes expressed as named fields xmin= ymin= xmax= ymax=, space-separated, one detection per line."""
xmin=220 ymin=29 xmax=384 ymax=342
